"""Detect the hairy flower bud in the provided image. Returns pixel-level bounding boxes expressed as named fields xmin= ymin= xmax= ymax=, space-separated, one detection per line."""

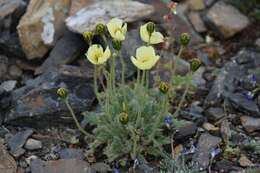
xmin=112 ymin=40 xmax=122 ymax=51
xmin=159 ymin=82 xmax=170 ymax=94
xmin=119 ymin=112 xmax=129 ymax=125
xmin=95 ymin=23 xmax=106 ymax=35
xmin=57 ymin=87 xmax=68 ymax=99
xmin=180 ymin=33 xmax=191 ymax=47
xmin=190 ymin=58 xmax=202 ymax=72
xmin=146 ymin=22 xmax=155 ymax=35
xmin=83 ymin=31 xmax=94 ymax=44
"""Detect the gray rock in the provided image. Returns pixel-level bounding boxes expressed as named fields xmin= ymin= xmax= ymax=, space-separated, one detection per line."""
xmin=188 ymin=0 xmax=206 ymax=10
xmin=30 ymin=159 xmax=95 ymax=173
xmin=91 ymin=162 xmax=111 ymax=173
xmin=24 ymin=139 xmax=42 ymax=150
xmin=5 ymin=65 xmax=95 ymax=127
xmin=175 ymin=123 xmax=198 ymax=140
xmin=65 ymin=1 xmax=154 ymax=34
xmin=0 ymin=139 xmax=17 ymax=173
xmin=0 ymin=0 xmax=27 ymax=31
xmin=214 ymin=160 xmax=243 ymax=172
xmin=0 ymin=80 xmax=17 ymax=92
xmin=205 ymin=49 xmax=260 ymax=106
xmin=0 ymin=32 xmax=25 ymax=58
xmin=205 ymin=107 xmax=225 ymax=122
xmin=155 ymin=2 xmax=203 ymax=46
xmin=8 ymin=65 xmax=23 ymax=79
xmin=193 ymin=133 xmax=222 ymax=169
xmin=35 ymin=31 xmax=85 ymax=75
xmin=7 ymin=129 xmax=33 ymax=156
xmin=240 ymin=116 xmax=260 ymax=133
xmin=0 ymin=55 xmax=8 ymax=81
xmin=58 ymin=149 xmax=84 ymax=160
xmin=205 ymin=1 xmax=250 ymax=38
xmin=192 ymin=67 xmax=206 ymax=88
xmin=255 ymin=38 xmax=260 ymax=48
xmin=188 ymin=12 xmax=207 ymax=33
xmin=228 ymin=93 xmax=260 ymax=116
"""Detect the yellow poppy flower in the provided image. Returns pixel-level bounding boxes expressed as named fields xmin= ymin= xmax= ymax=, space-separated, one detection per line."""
xmin=140 ymin=23 xmax=164 ymax=44
xmin=107 ymin=18 xmax=127 ymax=41
xmin=86 ymin=44 xmax=111 ymax=65
xmin=131 ymin=46 xmax=160 ymax=70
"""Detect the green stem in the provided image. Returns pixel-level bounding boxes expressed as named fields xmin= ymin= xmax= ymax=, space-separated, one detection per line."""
xmin=65 ymin=99 xmax=92 ymax=138
xmin=171 ymin=46 xmax=184 ymax=82
xmin=94 ymin=65 xmax=101 ymax=103
xmin=137 ymin=69 xmax=141 ymax=86
xmin=146 ymin=70 xmax=149 ymax=89
xmin=141 ymin=70 xmax=146 ymax=86
xmin=148 ymin=94 xmax=168 ymax=142
xmin=110 ymin=55 xmax=116 ymax=91
xmin=102 ymin=35 xmax=108 ymax=47
xmin=118 ymin=51 xmax=126 ymax=85
xmin=172 ymin=73 xmax=191 ymax=118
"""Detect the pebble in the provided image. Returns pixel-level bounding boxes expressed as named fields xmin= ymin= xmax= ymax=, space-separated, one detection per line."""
xmin=24 ymin=138 xmax=42 ymax=150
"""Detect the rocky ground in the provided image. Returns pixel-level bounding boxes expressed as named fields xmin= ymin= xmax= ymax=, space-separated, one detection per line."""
xmin=0 ymin=0 xmax=260 ymax=172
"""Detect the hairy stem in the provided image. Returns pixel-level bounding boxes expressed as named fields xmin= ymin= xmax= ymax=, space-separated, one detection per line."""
xmin=141 ymin=70 xmax=146 ymax=86
xmin=146 ymin=70 xmax=149 ymax=89
xmin=118 ymin=51 xmax=126 ymax=85
xmin=65 ymin=99 xmax=92 ymax=138
xmin=94 ymin=65 xmax=101 ymax=103
xmin=172 ymin=73 xmax=191 ymax=118
xmin=171 ymin=46 xmax=184 ymax=82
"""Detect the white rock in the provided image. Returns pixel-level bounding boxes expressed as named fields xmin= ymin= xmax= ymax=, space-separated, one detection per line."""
xmin=206 ymin=1 xmax=250 ymax=38
xmin=65 ymin=0 xmax=154 ymax=34
xmin=25 ymin=138 xmax=42 ymax=150
xmin=17 ymin=0 xmax=70 ymax=60
xmin=0 ymin=80 xmax=17 ymax=92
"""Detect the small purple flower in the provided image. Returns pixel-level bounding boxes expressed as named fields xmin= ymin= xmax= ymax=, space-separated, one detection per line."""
xmin=211 ymin=148 xmax=221 ymax=159
xmin=112 ymin=168 xmax=120 ymax=173
xmin=243 ymin=91 xmax=254 ymax=100
xmin=251 ymin=74 xmax=257 ymax=87
xmin=181 ymin=147 xmax=189 ymax=155
xmin=164 ymin=116 xmax=172 ymax=126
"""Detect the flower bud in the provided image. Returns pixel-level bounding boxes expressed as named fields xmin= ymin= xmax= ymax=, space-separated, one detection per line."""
xmin=190 ymin=58 xmax=202 ymax=72
xmin=83 ymin=31 xmax=94 ymax=44
xmin=119 ymin=112 xmax=129 ymax=125
xmin=180 ymin=33 xmax=190 ymax=47
xmin=112 ymin=39 xmax=122 ymax=51
xmin=95 ymin=23 xmax=106 ymax=35
xmin=57 ymin=87 xmax=68 ymax=99
xmin=159 ymin=82 xmax=170 ymax=94
xmin=146 ymin=22 xmax=155 ymax=35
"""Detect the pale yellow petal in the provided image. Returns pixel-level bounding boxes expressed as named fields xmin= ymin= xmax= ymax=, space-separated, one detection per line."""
xmin=140 ymin=24 xmax=150 ymax=43
xmin=136 ymin=46 xmax=155 ymax=60
xmin=103 ymin=47 xmax=111 ymax=60
xmin=114 ymin=31 xmax=125 ymax=41
xmin=107 ymin=22 xmax=116 ymax=38
xmin=131 ymin=56 xmax=141 ymax=69
xmin=86 ymin=45 xmax=101 ymax=64
xmin=122 ymin=23 xmax=127 ymax=34
xmin=150 ymin=32 xmax=164 ymax=44
xmin=110 ymin=18 xmax=123 ymax=28
xmin=131 ymin=55 xmax=148 ymax=70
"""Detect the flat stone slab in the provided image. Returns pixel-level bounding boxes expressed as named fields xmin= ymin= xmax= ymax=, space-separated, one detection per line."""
xmin=30 ymin=159 xmax=95 ymax=173
xmin=0 ymin=139 xmax=17 ymax=173
xmin=65 ymin=0 xmax=154 ymax=34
